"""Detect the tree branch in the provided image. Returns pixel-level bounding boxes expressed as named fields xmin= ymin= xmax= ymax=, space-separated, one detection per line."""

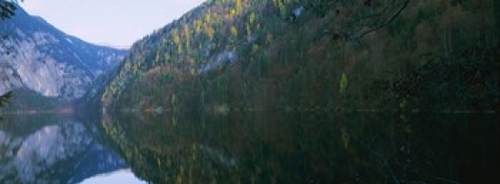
xmin=354 ymin=0 xmax=411 ymax=40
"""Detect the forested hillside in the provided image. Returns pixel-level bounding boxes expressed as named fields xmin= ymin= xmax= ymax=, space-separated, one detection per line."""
xmin=101 ymin=0 xmax=500 ymax=112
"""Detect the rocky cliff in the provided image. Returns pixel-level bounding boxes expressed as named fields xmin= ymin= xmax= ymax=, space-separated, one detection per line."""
xmin=0 ymin=6 xmax=126 ymax=106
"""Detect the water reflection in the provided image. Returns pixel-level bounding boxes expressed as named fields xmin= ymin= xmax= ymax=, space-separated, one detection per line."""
xmin=0 ymin=114 xmax=129 ymax=184
xmin=102 ymin=111 xmax=499 ymax=183
xmin=1 ymin=111 xmax=496 ymax=183
xmin=80 ymin=169 xmax=146 ymax=184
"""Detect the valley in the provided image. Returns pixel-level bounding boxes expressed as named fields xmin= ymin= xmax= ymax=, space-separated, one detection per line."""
xmin=0 ymin=4 xmax=126 ymax=112
xmin=0 ymin=0 xmax=499 ymax=183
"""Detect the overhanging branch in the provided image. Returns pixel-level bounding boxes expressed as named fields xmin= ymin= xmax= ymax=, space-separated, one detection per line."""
xmin=353 ymin=0 xmax=411 ymax=40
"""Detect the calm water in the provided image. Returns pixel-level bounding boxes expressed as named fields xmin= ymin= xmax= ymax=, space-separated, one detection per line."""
xmin=0 ymin=113 xmax=135 ymax=184
xmin=0 ymin=111 xmax=498 ymax=183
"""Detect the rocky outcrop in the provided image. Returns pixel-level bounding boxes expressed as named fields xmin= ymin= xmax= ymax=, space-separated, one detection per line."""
xmin=0 ymin=6 xmax=126 ymax=101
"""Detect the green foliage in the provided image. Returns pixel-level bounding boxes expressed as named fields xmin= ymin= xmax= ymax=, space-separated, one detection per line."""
xmin=101 ymin=111 xmax=497 ymax=183
xmin=0 ymin=0 xmax=17 ymax=20
xmin=339 ymin=73 xmax=348 ymax=93
xmin=0 ymin=91 xmax=12 ymax=106
xmin=101 ymin=0 xmax=500 ymax=112
xmin=1 ymin=89 xmax=59 ymax=111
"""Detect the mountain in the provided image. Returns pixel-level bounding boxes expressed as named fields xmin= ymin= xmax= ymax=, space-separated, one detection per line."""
xmin=101 ymin=0 xmax=500 ymax=112
xmin=0 ymin=6 xmax=127 ymax=109
xmin=93 ymin=0 xmax=500 ymax=182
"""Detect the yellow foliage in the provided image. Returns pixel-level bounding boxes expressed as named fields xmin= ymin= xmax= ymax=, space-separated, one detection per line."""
xmin=190 ymin=68 xmax=196 ymax=76
xmin=194 ymin=19 xmax=202 ymax=34
xmin=249 ymin=12 xmax=255 ymax=25
xmin=204 ymin=13 xmax=211 ymax=23
xmin=230 ymin=26 xmax=238 ymax=37
xmin=177 ymin=44 xmax=183 ymax=54
xmin=183 ymin=24 xmax=190 ymax=49
xmin=235 ymin=0 xmax=242 ymax=13
xmin=206 ymin=26 xmax=215 ymax=40
xmin=172 ymin=29 xmax=180 ymax=45
xmin=230 ymin=8 xmax=236 ymax=17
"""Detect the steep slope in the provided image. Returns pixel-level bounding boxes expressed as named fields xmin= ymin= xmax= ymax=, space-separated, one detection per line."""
xmin=102 ymin=0 xmax=499 ymax=112
xmin=0 ymin=6 xmax=127 ymax=109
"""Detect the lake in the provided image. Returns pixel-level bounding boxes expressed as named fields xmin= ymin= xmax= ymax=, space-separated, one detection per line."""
xmin=0 ymin=111 xmax=498 ymax=183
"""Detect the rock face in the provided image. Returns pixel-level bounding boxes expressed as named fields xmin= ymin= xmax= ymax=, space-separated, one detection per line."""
xmin=0 ymin=6 xmax=126 ymax=101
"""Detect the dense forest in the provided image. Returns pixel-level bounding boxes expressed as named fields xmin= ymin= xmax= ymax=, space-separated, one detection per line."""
xmin=101 ymin=0 xmax=499 ymax=112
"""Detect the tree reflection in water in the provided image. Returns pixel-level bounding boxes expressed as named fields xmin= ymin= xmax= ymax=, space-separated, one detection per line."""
xmin=102 ymin=111 xmax=499 ymax=183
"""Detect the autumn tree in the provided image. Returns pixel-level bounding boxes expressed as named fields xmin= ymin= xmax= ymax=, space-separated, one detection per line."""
xmin=230 ymin=25 xmax=238 ymax=43
xmin=172 ymin=28 xmax=183 ymax=54
xmin=183 ymin=24 xmax=191 ymax=50
xmin=235 ymin=0 xmax=242 ymax=14
xmin=194 ymin=19 xmax=202 ymax=34
xmin=206 ymin=26 xmax=215 ymax=41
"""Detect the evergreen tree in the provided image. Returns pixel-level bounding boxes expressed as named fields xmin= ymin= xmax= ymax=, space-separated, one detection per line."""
xmin=0 ymin=0 xmax=18 ymax=20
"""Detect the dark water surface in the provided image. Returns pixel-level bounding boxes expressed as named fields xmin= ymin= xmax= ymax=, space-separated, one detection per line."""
xmin=1 ymin=111 xmax=498 ymax=183
xmin=104 ymin=111 xmax=499 ymax=184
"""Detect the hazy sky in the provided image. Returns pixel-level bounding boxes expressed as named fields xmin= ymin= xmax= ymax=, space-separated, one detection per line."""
xmin=20 ymin=0 xmax=205 ymax=48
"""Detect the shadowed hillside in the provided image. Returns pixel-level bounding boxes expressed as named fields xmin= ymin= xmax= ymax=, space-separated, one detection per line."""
xmin=101 ymin=0 xmax=499 ymax=112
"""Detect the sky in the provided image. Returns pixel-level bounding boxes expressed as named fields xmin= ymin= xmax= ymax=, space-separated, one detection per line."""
xmin=20 ymin=0 xmax=205 ymax=48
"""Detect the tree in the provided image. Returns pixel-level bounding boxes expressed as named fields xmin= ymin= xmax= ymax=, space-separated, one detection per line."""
xmin=206 ymin=26 xmax=215 ymax=41
xmin=235 ymin=0 xmax=242 ymax=14
xmin=340 ymin=73 xmax=348 ymax=93
xmin=0 ymin=0 xmax=20 ymax=107
xmin=246 ymin=12 xmax=256 ymax=40
xmin=310 ymin=0 xmax=411 ymax=41
xmin=230 ymin=25 xmax=238 ymax=38
xmin=172 ymin=29 xmax=183 ymax=54
xmin=183 ymin=24 xmax=191 ymax=50
xmin=249 ymin=12 xmax=255 ymax=25
xmin=0 ymin=91 xmax=12 ymax=106
xmin=0 ymin=0 xmax=18 ymax=20
xmin=194 ymin=19 xmax=202 ymax=34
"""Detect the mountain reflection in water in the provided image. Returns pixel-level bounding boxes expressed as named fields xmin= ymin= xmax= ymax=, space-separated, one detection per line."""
xmin=0 ymin=111 xmax=497 ymax=183
xmin=0 ymin=114 xmax=129 ymax=184
xmin=80 ymin=169 xmax=146 ymax=184
xmin=102 ymin=111 xmax=499 ymax=184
